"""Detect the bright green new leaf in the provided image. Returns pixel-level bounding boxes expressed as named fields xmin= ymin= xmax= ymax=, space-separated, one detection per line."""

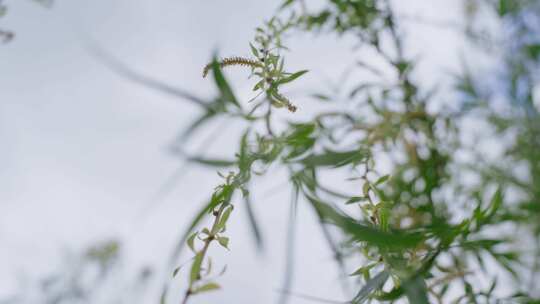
xmin=190 ymin=253 xmax=204 ymax=284
xmin=215 ymin=205 xmax=234 ymax=233
xmin=217 ymin=236 xmax=230 ymax=249
xmin=276 ymin=70 xmax=309 ymax=85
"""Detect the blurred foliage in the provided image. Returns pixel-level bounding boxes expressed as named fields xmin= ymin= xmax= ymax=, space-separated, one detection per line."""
xmin=1 ymin=240 xmax=152 ymax=304
xmin=172 ymin=0 xmax=540 ymax=303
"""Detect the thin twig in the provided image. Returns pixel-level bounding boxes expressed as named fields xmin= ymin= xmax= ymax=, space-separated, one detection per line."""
xmin=181 ymin=203 xmax=229 ymax=304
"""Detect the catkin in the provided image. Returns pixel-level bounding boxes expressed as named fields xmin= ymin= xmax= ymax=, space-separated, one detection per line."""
xmin=203 ymin=57 xmax=263 ymax=78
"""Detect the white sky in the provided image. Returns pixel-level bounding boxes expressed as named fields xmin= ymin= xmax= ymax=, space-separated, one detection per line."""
xmin=0 ymin=1 xmax=466 ymax=303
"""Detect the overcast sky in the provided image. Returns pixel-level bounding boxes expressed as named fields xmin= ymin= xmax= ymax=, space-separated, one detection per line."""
xmin=0 ymin=1 xmax=466 ymax=303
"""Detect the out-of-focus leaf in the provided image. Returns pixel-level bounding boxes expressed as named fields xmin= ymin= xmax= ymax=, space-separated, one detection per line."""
xmin=306 ymin=194 xmax=424 ymax=249
xmin=249 ymin=42 xmax=259 ymax=58
xmin=278 ymin=185 xmax=299 ymax=304
xmin=211 ymin=57 xmax=241 ymax=109
xmin=379 ymin=206 xmax=390 ymax=232
xmin=525 ymin=44 xmax=540 ymax=60
xmin=89 ymin=43 xmax=209 ymax=109
xmin=244 ymin=194 xmax=264 ymax=251
xmin=403 ymin=276 xmax=429 ymax=304
xmin=483 ymin=188 xmax=503 ymax=223
xmin=374 ymin=175 xmax=390 ymax=185
xmin=350 ymin=263 xmax=376 ymax=276
xmin=311 ymin=93 xmax=331 ymax=101
xmin=351 ymin=270 xmax=390 ymax=303
xmin=496 ymin=0 xmax=519 ymax=16
xmin=181 ymin=111 xmax=218 ymax=140
xmin=345 ymin=196 xmax=365 ymax=204
xmin=172 ymin=266 xmax=181 ymax=278
xmin=299 ymin=149 xmax=366 ymax=167
xmin=188 ymin=156 xmax=236 ymax=168
xmin=160 ymin=286 xmax=168 ymax=304
xmin=280 ymin=0 xmax=296 ymax=10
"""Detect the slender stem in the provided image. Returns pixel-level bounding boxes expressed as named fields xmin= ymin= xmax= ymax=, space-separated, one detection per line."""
xmin=180 ymin=203 xmax=228 ymax=304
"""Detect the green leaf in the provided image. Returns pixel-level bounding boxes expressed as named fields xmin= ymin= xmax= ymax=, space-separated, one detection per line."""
xmin=299 ymin=149 xmax=366 ymax=168
xmin=187 ymin=231 xmax=198 ymax=253
xmin=188 ymin=156 xmax=235 ymax=168
xmin=362 ymin=182 xmax=371 ymax=197
xmin=379 ymin=206 xmax=390 ymax=232
xmin=525 ymin=44 xmax=540 ymax=60
xmin=374 ymin=175 xmax=390 ymax=185
xmin=244 ymin=194 xmax=264 ymax=251
xmin=350 ymin=263 xmax=376 ymax=276
xmin=168 ymin=186 xmax=235 ymax=269
xmin=215 ymin=205 xmax=234 ymax=233
xmin=483 ymin=188 xmax=503 ymax=223
xmin=217 ymin=236 xmax=230 ymax=249
xmin=306 ymin=194 xmax=424 ymax=249
xmin=189 ymin=252 xmax=203 ymax=284
xmin=253 ymin=79 xmax=265 ymax=91
xmin=346 ymin=196 xmax=365 ymax=205
xmin=351 ymin=270 xmax=390 ymax=303
xmin=192 ymin=282 xmax=221 ymax=294
xmin=280 ymin=0 xmax=296 ymax=9
xmin=276 ymin=70 xmax=309 ymax=85
xmin=497 ymin=0 xmax=518 ymax=16
xmin=311 ymin=93 xmax=331 ymax=101
xmin=403 ymin=276 xmax=429 ymax=304
xmin=249 ymin=43 xmax=259 ymax=58
xmin=211 ymin=57 xmax=241 ymax=109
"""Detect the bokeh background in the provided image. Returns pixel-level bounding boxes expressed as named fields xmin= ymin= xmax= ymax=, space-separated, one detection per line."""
xmin=1 ymin=1 xmax=479 ymax=303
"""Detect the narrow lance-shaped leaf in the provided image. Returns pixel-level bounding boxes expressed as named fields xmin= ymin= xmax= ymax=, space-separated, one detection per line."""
xmin=299 ymin=149 xmax=367 ymax=168
xmin=211 ymin=56 xmax=241 ymax=109
xmin=187 ymin=156 xmax=236 ymax=168
xmin=244 ymin=194 xmax=264 ymax=251
xmin=403 ymin=276 xmax=430 ymax=304
xmin=305 ymin=194 xmax=424 ymax=249
xmin=190 ymin=252 xmax=204 ymax=284
xmin=192 ymin=282 xmax=221 ymax=294
xmin=276 ymin=70 xmax=309 ymax=85
xmin=215 ymin=205 xmax=234 ymax=233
